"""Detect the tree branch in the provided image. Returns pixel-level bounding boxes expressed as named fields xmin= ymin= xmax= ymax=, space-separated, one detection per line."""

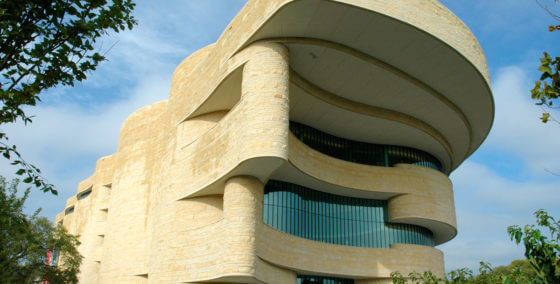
xmin=536 ymin=0 xmax=560 ymax=21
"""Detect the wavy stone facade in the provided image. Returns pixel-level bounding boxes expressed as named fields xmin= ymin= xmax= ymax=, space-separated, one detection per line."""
xmin=56 ymin=1 xmax=494 ymax=283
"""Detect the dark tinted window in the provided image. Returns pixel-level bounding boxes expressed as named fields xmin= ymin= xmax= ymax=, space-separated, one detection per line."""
xmin=290 ymin=121 xmax=442 ymax=171
xmin=264 ymin=180 xmax=434 ymax=248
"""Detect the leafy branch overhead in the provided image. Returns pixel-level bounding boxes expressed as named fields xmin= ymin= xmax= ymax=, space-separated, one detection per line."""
xmin=0 ymin=132 xmax=53 ymax=192
xmin=0 ymin=0 xmax=136 ymax=194
xmin=532 ymin=0 xmax=560 ymax=123
xmin=532 ymin=52 xmax=560 ymax=123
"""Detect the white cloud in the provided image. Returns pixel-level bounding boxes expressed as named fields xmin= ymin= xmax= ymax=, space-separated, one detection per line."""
xmin=441 ymin=235 xmax=523 ymax=273
xmin=440 ymin=161 xmax=560 ymax=272
xmin=6 ymin=74 xmax=170 ymax=157
xmin=443 ymin=160 xmax=560 ymax=271
xmin=440 ymin=66 xmax=560 ymax=272
xmin=452 ymin=161 xmax=560 ymax=212
xmin=484 ymin=66 xmax=560 ymax=176
xmin=1 ymin=74 xmax=170 ymax=218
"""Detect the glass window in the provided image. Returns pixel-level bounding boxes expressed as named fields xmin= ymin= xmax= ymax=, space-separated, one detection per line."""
xmin=297 ymin=275 xmax=354 ymax=284
xmin=264 ymin=180 xmax=434 ymax=248
xmin=290 ymin=121 xmax=442 ymax=171
xmin=65 ymin=206 xmax=74 ymax=215
xmin=77 ymin=187 xmax=92 ymax=200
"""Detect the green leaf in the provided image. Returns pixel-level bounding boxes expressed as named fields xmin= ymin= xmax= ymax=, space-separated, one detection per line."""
xmin=539 ymin=64 xmax=553 ymax=75
xmin=541 ymin=113 xmax=551 ymax=123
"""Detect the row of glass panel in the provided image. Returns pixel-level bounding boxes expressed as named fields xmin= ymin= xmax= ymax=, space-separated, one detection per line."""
xmin=290 ymin=121 xmax=442 ymax=171
xmin=264 ymin=180 xmax=434 ymax=248
xmin=297 ymin=275 xmax=354 ymax=284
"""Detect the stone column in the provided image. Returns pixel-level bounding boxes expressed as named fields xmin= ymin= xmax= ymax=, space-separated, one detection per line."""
xmin=222 ymin=176 xmax=264 ymax=276
xmin=239 ymin=42 xmax=290 ymax=161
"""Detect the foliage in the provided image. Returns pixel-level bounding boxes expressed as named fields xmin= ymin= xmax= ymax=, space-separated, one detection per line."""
xmin=390 ymin=260 xmax=539 ymax=284
xmin=508 ymin=210 xmax=560 ymax=284
xmin=0 ymin=176 xmax=82 ymax=283
xmin=532 ymin=0 xmax=560 ymax=123
xmin=390 ymin=270 xmax=446 ymax=284
xmin=531 ymin=52 xmax=560 ymax=123
xmin=492 ymin=259 xmax=537 ymax=281
xmin=0 ymin=0 xmax=136 ymax=194
xmin=447 ymin=267 xmax=473 ymax=283
xmin=474 ymin=260 xmax=537 ymax=284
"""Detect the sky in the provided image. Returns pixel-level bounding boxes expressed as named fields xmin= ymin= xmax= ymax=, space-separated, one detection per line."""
xmin=2 ymin=0 xmax=560 ymax=274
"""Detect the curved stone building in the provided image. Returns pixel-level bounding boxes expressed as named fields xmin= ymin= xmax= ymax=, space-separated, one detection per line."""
xmin=56 ymin=0 xmax=494 ymax=283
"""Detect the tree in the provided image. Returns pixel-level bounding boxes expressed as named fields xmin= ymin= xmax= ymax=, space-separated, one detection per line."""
xmin=390 ymin=261 xmax=537 ymax=283
xmin=0 ymin=0 xmax=136 ymax=194
xmin=490 ymin=259 xmax=537 ymax=282
xmin=474 ymin=260 xmax=536 ymax=284
xmin=508 ymin=210 xmax=560 ymax=284
xmin=0 ymin=176 xmax=82 ymax=283
xmin=532 ymin=0 xmax=560 ymax=123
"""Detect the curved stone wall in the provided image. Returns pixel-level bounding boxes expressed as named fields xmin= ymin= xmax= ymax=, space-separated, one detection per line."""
xmin=257 ymin=225 xmax=445 ymax=279
xmin=100 ymin=101 xmax=168 ymax=283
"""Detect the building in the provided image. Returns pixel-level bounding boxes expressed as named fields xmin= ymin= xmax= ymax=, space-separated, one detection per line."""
xmin=56 ymin=0 xmax=494 ymax=283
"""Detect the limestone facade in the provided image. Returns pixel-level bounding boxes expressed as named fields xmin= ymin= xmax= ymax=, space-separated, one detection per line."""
xmin=56 ymin=1 xmax=493 ymax=283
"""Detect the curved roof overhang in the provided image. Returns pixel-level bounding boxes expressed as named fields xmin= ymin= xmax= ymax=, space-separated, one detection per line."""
xmin=229 ymin=0 xmax=494 ymax=173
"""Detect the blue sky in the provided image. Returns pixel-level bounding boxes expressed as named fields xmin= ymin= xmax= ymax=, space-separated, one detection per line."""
xmin=2 ymin=0 xmax=560 ymax=273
